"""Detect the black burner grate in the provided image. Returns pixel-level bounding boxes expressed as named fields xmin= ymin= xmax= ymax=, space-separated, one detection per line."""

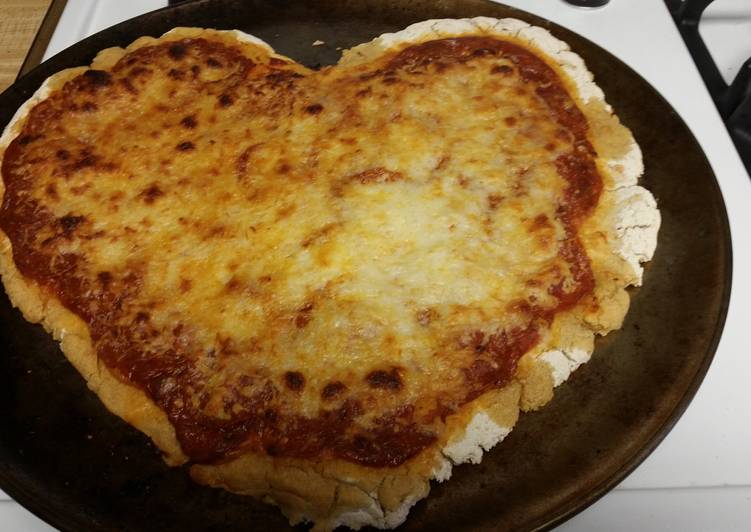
xmin=666 ymin=0 xmax=751 ymax=177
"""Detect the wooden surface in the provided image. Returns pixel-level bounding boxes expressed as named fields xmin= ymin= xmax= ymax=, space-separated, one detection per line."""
xmin=0 ymin=0 xmax=52 ymax=92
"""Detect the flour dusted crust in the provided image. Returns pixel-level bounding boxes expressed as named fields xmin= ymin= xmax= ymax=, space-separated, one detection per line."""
xmin=0 ymin=19 xmax=659 ymax=531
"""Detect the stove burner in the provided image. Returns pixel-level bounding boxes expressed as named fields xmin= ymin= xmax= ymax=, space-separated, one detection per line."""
xmin=667 ymin=0 xmax=751 ymax=177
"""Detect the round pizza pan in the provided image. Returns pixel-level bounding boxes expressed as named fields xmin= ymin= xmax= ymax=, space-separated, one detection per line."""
xmin=0 ymin=0 xmax=731 ymax=530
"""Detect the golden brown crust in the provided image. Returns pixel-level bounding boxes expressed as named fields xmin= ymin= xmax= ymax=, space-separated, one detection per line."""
xmin=0 ymin=20 xmax=658 ymax=531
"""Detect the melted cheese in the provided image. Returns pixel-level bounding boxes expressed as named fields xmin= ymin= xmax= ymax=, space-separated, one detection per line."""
xmin=5 ymin=34 xmax=587 ymax=456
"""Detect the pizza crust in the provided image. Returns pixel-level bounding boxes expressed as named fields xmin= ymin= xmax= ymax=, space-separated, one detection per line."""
xmin=0 ymin=19 xmax=660 ymax=531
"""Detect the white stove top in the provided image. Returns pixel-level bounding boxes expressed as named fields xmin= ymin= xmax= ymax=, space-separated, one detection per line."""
xmin=3 ymin=0 xmax=751 ymax=530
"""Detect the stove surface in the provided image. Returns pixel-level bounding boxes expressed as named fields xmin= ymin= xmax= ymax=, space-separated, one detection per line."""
xmin=3 ymin=1 xmax=750 ymax=530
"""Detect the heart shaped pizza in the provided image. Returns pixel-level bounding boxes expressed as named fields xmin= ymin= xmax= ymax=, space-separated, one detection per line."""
xmin=0 ymin=17 xmax=659 ymax=530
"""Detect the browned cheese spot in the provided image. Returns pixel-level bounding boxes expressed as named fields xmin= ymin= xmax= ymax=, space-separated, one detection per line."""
xmin=235 ymin=143 xmax=262 ymax=180
xmin=134 ymin=311 xmax=150 ymax=323
xmin=176 ymin=141 xmax=194 ymax=151
xmin=530 ymin=214 xmax=552 ymax=231
xmin=491 ymin=64 xmax=513 ymax=75
xmin=272 ymin=161 xmax=289 ymax=174
xmin=321 ymin=381 xmax=347 ymax=400
xmin=168 ymin=43 xmax=187 ymax=60
xmin=301 ymin=223 xmax=337 ymax=248
xmin=44 ymin=183 xmax=58 ymax=199
xmin=275 ymin=203 xmax=296 ymax=220
xmin=82 ymin=69 xmax=112 ymax=87
xmin=218 ymin=93 xmax=234 ymax=107
xmin=434 ymin=155 xmax=450 ymax=171
xmin=71 ymin=150 xmax=99 ymax=172
xmin=383 ymin=75 xmax=400 ymax=85
xmin=295 ymin=302 xmax=314 ymax=328
xmin=305 ymin=103 xmax=324 ymax=115
xmin=488 ymin=193 xmax=504 ymax=210
xmin=365 ymin=367 xmax=404 ymax=391
xmin=69 ymin=183 xmax=91 ymax=196
xmin=348 ymin=167 xmax=403 ymax=185
xmin=179 ymin=278 xmax=193 ymax=293
xmin=120 ymin=78 xmax=138 ymax=95
xmin=225 ymin=276 xmax=242 ymax=292
xmin=180 ymin=115 xmax=197 ymax=129
xmin=140 ymin=184 xmax=164 ymax=204
xmin=59 ymin=214 xmax=85 ymax=237
xmin=504 ymin=116 xmax=517 ymax=127
xmin=97 ymin=271 xmax=112 ymax=288
xmin=129 ymin=66 xmax=150 ymax=77
xmin=284 ymin=371 xmax=305 ymax=392
xmin=415 ymin=307 xmax=438 ymax=326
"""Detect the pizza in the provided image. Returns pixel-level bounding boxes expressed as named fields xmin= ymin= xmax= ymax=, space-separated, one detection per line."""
xmin=0 ymin=17 xmax=659 ymax=530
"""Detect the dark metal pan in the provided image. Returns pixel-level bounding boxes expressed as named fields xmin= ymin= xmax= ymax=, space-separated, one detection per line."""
xmin=0 ymin=1 xmax=731 ymax=530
